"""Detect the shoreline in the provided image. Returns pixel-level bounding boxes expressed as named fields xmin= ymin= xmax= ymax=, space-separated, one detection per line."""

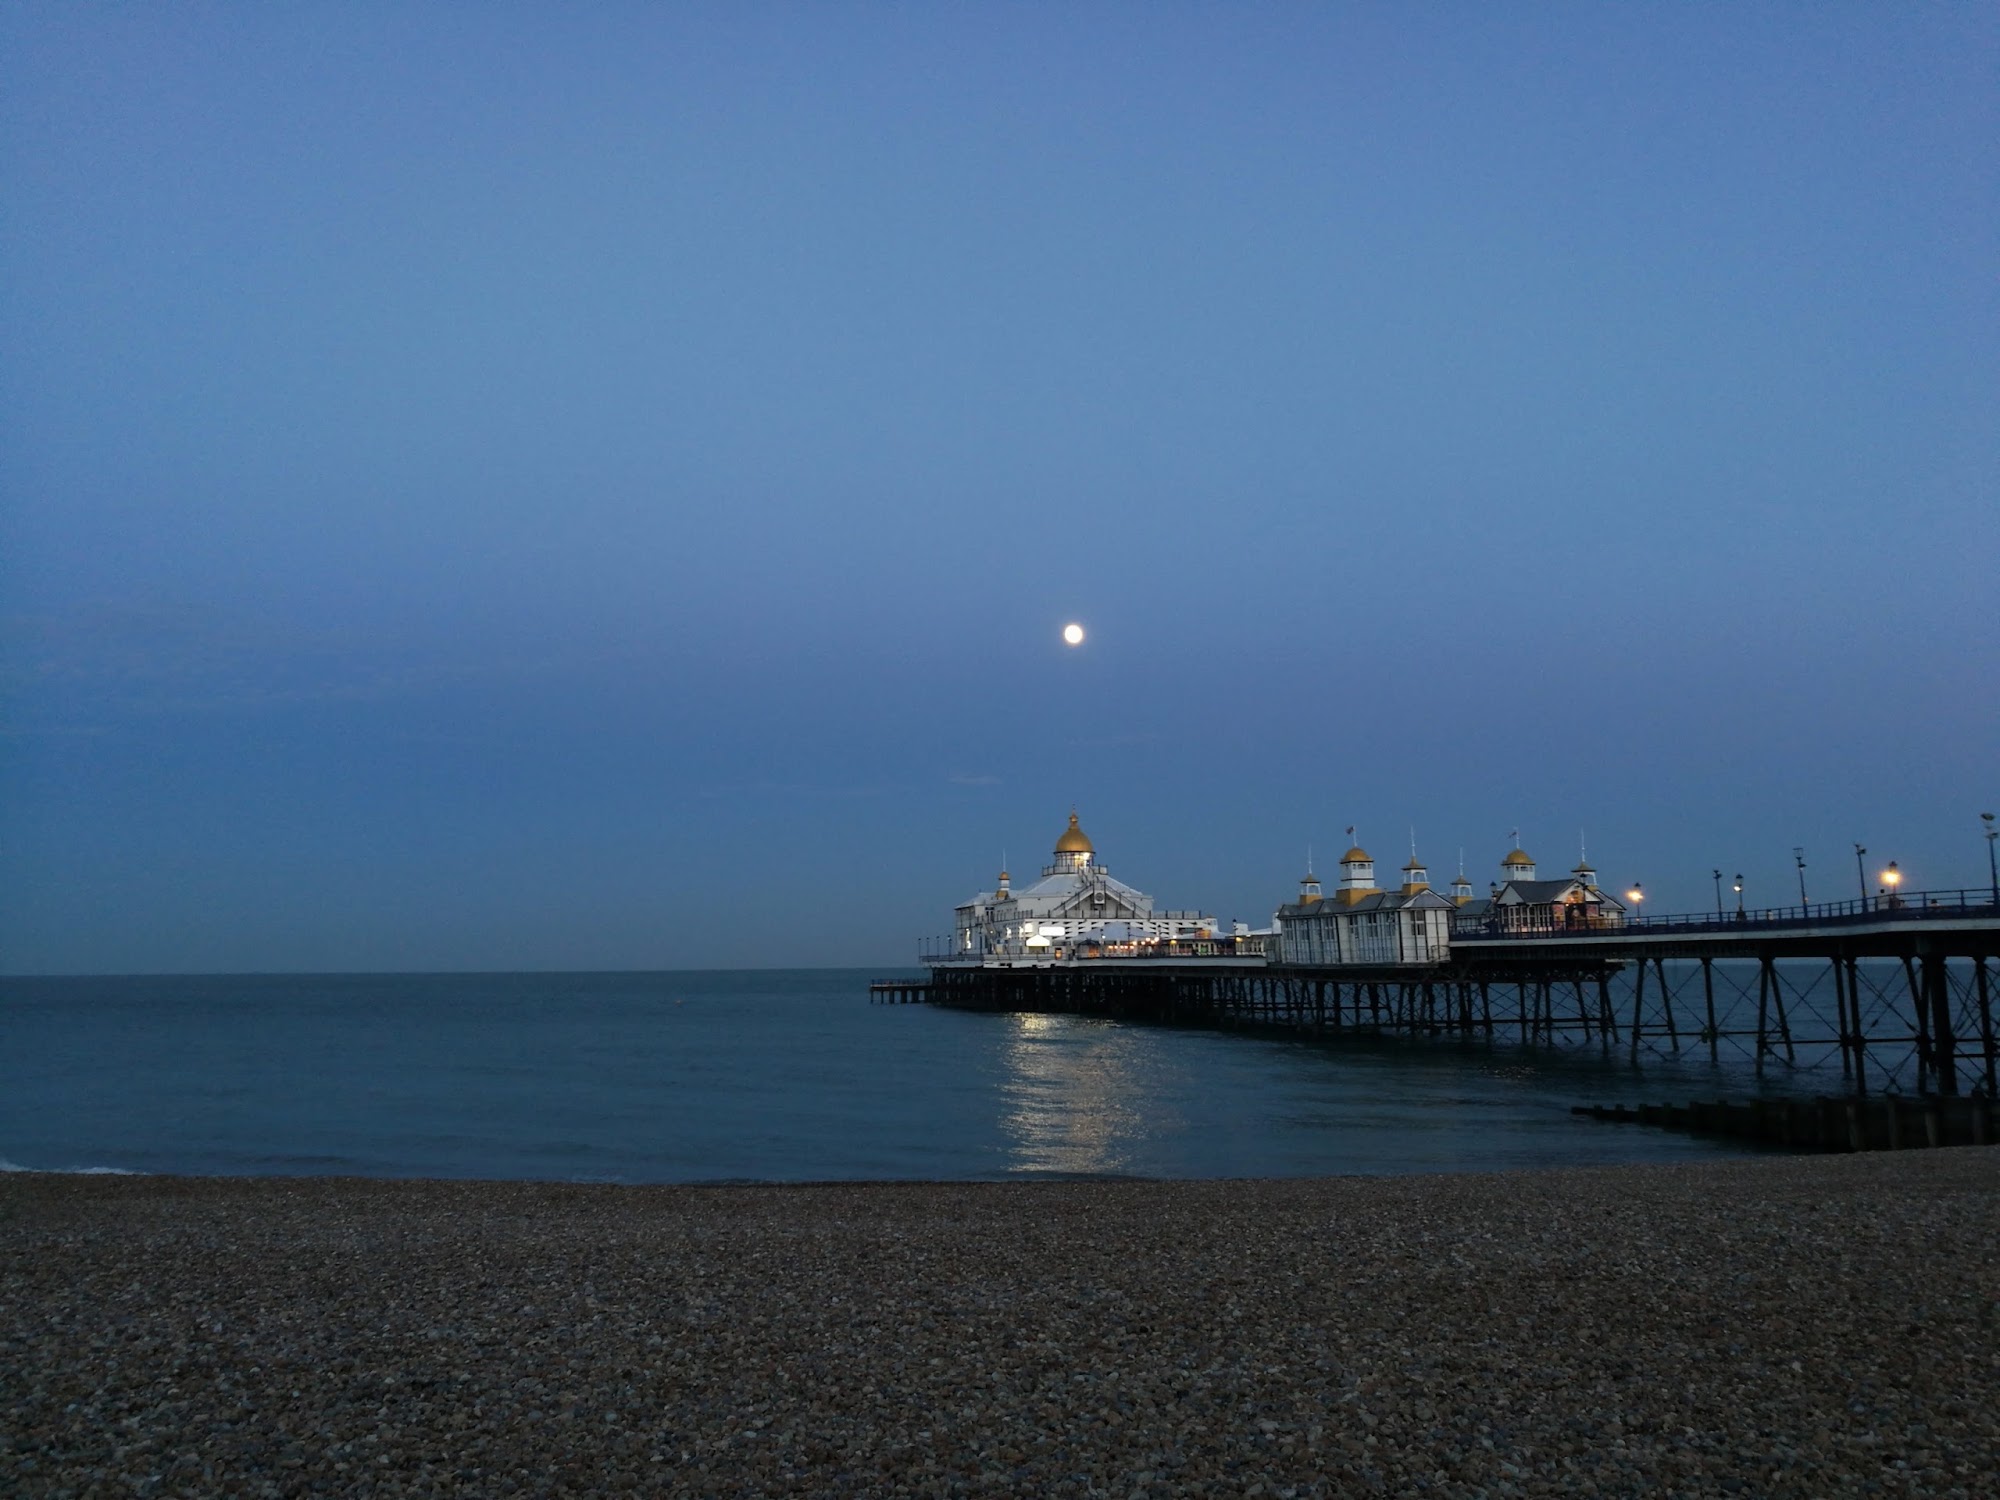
xmin=3 ymin=1161 xmax=1802 ymax=1194
xmin=7 ymin=1151 xmax=1995 ymax=1496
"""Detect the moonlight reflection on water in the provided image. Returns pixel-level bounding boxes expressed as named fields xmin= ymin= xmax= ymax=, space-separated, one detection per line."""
xmin=1000 ymin=1013 xmax=1174 ymax=1175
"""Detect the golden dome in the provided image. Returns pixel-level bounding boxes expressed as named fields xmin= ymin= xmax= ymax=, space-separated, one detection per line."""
xmin=1054 ymin=812 xmax=1094 ymax=854
xmin=1503 ymin=848 xmax=1535 ymax=867
xmin=1341 ymin=846 xmax=1372 ymax=864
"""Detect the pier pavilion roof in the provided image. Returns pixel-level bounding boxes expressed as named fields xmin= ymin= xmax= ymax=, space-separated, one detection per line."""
xmin=1495 ymin=878 xmax=1620 ymax=907
xmin=1498 ymin=880 xmax=1575 ymax=903
xmin=1054 ymin=812 xmax=1094 ymax=855
xmin=1010 ymin=867 xmax=1153 ymax=910
xmin=960 ymin=865 xmax=1156 ymax=914
xmin=1279 ymin=887 xmax=1452 ymax=919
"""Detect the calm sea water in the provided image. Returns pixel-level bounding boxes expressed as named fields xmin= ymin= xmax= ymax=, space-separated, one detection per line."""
xmin=1 ymin=969 xmax=1793 ymax=1182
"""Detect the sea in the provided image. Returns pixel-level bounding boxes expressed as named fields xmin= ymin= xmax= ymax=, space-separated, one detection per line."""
xmin=1 ymin=968 xmax=1799 ymax=1183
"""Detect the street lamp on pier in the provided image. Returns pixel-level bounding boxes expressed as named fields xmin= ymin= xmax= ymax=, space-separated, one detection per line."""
xmin=1881 ymin=860 xmax=1901 ymax=908
xmin=1626 ymin=883 xmax=1643 ymax=926
xmin=1733 ymin=874 xmax=1745 ymax=919
xmin=1983 ymin=814 xmax=1997 ymax=905
xmin=1853 ymin=844 xmax=1867 ymax=905
xmin=1794 ymin=848 xmax=1808 ymax=912
xmin=1712 ymin=869 xmax=1723 ymax=917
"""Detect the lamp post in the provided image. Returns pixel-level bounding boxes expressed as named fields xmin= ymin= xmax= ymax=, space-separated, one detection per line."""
xmin=1626 ymin=883 xmax=1643 ymax=927
xmin=1881 ymin=860 xmax=1901 ymax=908
xmin=1794 ymin=848 xmax=1808 ymax=912
xmin=1983 ymin=813 xmax=1997 ymax=905
xmin=1733 ymin=874 xmax=1745 ymax=920
xmin=1853 ymin=843 xmax=1867 ymax=906
xmin=1712 ymin=869 xmax=1723 ymax=918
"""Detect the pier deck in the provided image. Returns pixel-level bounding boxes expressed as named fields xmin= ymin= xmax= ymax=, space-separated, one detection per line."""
xmin=912 ymin=891 xmax=2000 ymax=1097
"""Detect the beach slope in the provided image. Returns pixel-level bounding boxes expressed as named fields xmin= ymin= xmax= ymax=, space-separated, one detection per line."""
xmin=5 ymin=1152 xmax=1996 ymax=1496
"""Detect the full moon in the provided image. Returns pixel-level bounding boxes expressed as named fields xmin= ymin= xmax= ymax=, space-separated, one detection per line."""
xmin=1062 ymin=622 xmax=1086 ymax=647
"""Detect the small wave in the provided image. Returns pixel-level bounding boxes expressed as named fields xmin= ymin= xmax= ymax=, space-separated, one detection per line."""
xmin=240 ymin=1154 xmax=357 ymax=1169
xmin=1 ymin=1156 xmax=141 ymax=1175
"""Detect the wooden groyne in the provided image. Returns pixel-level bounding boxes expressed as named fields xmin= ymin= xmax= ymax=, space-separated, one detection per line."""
xmin=1572 ymin=1095 xmax=1996 ymax=1152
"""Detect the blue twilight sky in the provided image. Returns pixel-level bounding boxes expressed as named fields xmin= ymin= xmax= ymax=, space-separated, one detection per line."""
xmin=2 ymin=5 xmax=1995 ymax=973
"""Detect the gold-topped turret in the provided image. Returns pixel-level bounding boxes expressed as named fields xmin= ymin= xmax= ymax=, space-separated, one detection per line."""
xmin=1337 ymin=842 xmax=1378 ymax=904
xmin=1048 ymin=810 xmax=1097 ymax=874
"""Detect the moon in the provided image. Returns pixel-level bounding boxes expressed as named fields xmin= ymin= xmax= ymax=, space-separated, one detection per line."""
xmin=1062 ymin=622 xmax=1086 ymax=647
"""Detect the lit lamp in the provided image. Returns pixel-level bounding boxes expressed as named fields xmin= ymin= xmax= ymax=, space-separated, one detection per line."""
xmin=1626 ymin=883 xmax=1643 ymax=925
xmin=1881 ymin=860 xmax=1901 ymax=905
xmin=1733 ymin=874 xmax=1744 ymax=919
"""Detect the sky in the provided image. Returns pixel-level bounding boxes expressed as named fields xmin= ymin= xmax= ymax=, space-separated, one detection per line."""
xmin=2 ymin=4 xmax=1995 ymax=973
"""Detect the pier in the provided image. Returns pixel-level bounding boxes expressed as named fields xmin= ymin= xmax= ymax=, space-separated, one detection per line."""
xmin=914 ymin=889 xmax=2000 ymax=1098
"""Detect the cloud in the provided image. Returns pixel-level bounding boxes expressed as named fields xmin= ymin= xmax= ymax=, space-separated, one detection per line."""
xmin=695 ymin=781 xmax=890 ymax=801
xmin=0 ymin=600 xmax=630 ymax=723
xmin=1064 ymin=733 xmax=1159 ymax=750
xmin=948 ymin=773 xmax=1003 ymax=787
xmin=0 ymin=602 xmax=405 ymax=713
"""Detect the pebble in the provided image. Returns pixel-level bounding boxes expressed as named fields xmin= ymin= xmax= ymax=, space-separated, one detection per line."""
xmin=3 ymin=1151 xmax=1996 ymax=1496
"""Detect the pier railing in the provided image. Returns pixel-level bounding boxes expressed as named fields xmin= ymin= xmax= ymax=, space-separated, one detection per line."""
xmin=906 ymin=894 xmax=1999 ymax=1096
xmin=917 ymin=936 xmax=1266 ymax=964
xmin=1453 ymin=887 xmax=1999 ymax=941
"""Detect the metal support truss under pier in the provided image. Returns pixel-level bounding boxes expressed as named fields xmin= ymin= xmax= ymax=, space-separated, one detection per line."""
xmin=923 ymin=904 xmax=2000 ymax=1097
xmin=1450 ymin=904 xmax=2000 ymax=1096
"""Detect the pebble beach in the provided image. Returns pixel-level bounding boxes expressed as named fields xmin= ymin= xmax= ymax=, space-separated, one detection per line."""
xmin=5 ymin=1151 xmax=1996 ymax=1498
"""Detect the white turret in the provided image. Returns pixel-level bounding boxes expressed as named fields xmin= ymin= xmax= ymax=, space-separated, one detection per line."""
xmin=1338 ymin=841 xmax=1377 ymax=902
xmin=1049 ymin=811 xmax=1095 ymax=875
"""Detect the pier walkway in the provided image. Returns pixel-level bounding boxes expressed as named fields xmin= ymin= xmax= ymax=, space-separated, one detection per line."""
xmin=914 ymin=889 xmax=2000 ymax=1098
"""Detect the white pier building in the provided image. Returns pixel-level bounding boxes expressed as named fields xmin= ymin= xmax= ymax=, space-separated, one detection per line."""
xmin=1449 ymin=842 xmax=1628 ymax=934
xmin=952 ymin=812 xmax=1219 ymax=960
xmin=1274 ymin=837 xmax=1629 ymax=966
xmin=1272 ymin=844 xmax=1456 ymax=966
